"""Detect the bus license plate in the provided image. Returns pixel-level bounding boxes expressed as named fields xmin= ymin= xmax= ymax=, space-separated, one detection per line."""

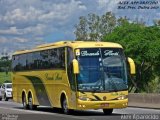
xmin=101 ymin=103 xmax=109 ymax=107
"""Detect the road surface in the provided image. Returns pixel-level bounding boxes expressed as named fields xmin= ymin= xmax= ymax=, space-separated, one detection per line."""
xmin=0 ymin=100 xmax=160 ymax=120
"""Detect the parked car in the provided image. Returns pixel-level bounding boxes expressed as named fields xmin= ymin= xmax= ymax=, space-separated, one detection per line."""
xmin=0 ymin=83 xmax=12 ymax=101
xmin=0 ymin=85 xmax=2 ymax=101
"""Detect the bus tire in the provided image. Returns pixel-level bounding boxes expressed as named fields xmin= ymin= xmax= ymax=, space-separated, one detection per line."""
xmin=103 ymin=109 xmax=113 ymax=115
xmin=28 ymin=93 xmax=37 ymax=110
xmin=61 ymin=96 xmax=72 ymax=114
xmin=22 ymin=93 xmax=29 ymax=109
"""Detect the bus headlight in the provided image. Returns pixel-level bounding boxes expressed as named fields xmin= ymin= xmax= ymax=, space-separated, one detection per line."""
xmin=117 ymin=95 xmax=127 ymax=100
xmin=79 ymin=96 xmax=90 ymax=101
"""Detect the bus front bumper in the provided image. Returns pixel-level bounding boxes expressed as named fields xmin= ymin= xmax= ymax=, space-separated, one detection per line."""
xmin=77 ymin=99 xmax=128 ymax=110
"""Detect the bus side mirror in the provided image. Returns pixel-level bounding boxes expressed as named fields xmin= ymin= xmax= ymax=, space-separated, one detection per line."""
xmin=72 ymin=59 xmax=79 ymax=74
xmin=127 ymin=57 xmax=136 ymax=75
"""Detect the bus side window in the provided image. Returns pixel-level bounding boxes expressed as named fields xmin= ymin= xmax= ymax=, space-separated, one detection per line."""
xmin=26 ymin=53 xmax=33 ymax=70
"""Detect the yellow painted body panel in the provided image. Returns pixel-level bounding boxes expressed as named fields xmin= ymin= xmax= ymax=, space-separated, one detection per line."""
xmin=12 ymin=70 xmax=76 ymax=108
xmin=128 ymin=57 xmax=136 ymax=75
xmin=76 ymin=91 xmax=128 ymax=110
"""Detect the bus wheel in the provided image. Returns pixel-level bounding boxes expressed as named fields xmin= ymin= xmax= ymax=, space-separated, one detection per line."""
xmin=103 ymin=109 xmax=113 ymax=115
xmin=62 ymin=97 xmax=71 ymax=114
xmin=28 ymin=93 xmax=37 ymax=110
xmin=22 ymin=93 xmax=28 ymax=109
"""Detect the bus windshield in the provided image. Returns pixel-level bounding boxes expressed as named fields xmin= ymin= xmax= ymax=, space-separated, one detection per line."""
xmin=76 ymin=48 xmax=128 ymax=92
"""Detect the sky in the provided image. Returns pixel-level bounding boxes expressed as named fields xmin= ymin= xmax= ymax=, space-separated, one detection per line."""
xmin=0 ymin=0 xmax=159 ymax=57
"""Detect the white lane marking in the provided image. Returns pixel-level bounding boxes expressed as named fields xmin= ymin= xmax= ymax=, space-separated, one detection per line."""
xmin=0 ymin=107 xmax=86 ymax=120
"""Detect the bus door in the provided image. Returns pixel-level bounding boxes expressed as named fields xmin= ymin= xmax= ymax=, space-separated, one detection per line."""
xmin=67 ymin=47 xmax=77 ymax=108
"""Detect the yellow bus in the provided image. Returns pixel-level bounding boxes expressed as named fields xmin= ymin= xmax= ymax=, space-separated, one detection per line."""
xmin=12 ymin=41 xmax=135 ymax=115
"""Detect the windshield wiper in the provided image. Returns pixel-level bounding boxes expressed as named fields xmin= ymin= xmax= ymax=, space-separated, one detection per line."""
xmin=91 ymin=88 xmax=101 ymax=93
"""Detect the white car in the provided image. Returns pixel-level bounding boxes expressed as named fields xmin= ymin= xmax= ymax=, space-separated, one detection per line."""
xmin=0 ymin=83 xmax=12 ymax=101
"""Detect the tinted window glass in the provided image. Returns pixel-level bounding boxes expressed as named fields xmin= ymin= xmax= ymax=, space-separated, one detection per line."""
xmin=48 ymin=48 xmax=65 ymax=69
xmin=32 ymin=52 xmax=41 ymax=69
xmin=12 ymin=47 xmax=65 ymax=71
xmin=40 ymin=50 xmax=49 ymax=69
xmin=26 ymin=53 xmax=33 ymax=70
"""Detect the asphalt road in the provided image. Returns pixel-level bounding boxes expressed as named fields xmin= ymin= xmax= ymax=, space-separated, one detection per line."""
xmin=0 ymin=100 xmax=160 ymax=120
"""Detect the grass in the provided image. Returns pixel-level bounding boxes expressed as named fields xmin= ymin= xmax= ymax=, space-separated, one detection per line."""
xmin=0 ymin=72 xmax=11 ymax=84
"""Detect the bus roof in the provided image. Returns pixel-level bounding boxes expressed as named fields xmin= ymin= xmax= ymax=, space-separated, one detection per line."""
xmin=13 ymin=41 xmax=123 ymax=55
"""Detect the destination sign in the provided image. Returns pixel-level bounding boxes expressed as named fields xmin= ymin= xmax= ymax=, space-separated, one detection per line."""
xmin=81 ymin=50 xmax=99 ymax=56
xmin=104 ymin=50 xmax=119 ymax=56
xmin=79 ymin=49 xmax=119 ymax=57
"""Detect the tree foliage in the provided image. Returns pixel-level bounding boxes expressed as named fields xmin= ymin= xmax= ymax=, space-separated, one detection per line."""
xmin=0 ymin=54 xmax=11 ymax=72
xmin=74 ymin=16 xmax=88 ymax=41
xmin=74 ymin=12 xmax=116 ymax=41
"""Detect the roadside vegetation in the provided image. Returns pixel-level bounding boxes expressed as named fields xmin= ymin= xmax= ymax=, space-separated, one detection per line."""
xmin=0 ymin=72 xmax=11 ymax=84
xmin=0 ymin=54 xmax=12 ymax=84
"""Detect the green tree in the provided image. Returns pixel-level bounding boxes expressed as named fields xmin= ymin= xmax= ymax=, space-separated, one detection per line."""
xmin=87 ymin=13 xmax=100 ymax=41
xmin=0 ymin=53 xmax=11 ymax=73
xmin=103 ymin=22 xmax=160 ymax=93
xmin=100 ymin=12 xmax=116 ymax=36
xmin=74 ymin=16 xmax=88 ymax=41
xmin=74 ymin=12 xmax=116 ymax=41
